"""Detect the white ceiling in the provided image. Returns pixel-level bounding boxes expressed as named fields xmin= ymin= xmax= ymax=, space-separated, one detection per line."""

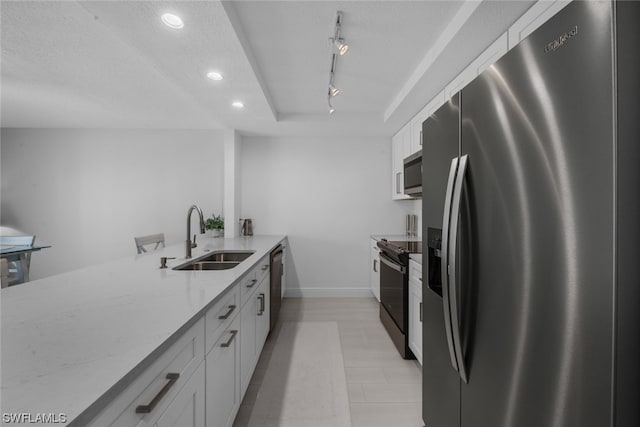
xmin=1 ymin=1 xmax=535 ymax=137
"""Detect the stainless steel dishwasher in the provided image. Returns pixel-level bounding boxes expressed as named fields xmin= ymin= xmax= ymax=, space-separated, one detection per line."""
xmin=270 ymin=245 xmax=284 ymax=331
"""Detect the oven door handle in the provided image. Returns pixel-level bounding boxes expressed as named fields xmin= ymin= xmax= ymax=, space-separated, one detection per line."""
xmin=379 ymin=252 xmax=406 ymax=274
xmin=441 ymin=157 xmax=460 ymax=374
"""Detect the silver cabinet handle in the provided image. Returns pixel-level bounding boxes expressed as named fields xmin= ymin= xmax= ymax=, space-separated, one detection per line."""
xmin=373 ymin=259 xmax=378 ymax=273
xmin=257 ymin=294 xmax=265 ymax=315
xmin=246 ymin=279 xmax=257 ymax=288
xmin=419 ymin=302 xmax=423 ymax=322
xmin=441 ymin=157 xmax=460 ymax=374
xmin=135 ymin=373 xmax=180 ymax=414
xmin=261 ymin=264 xmax=269 ymax=271
xmin=396 ymin=172 xmax=402 ymax=194
xmin=218 ymin=305 xmax=236 ymax=320
xmin=220 ymin=330 xmax=238 ymax=348
xmin=449 ymin=154 xmax=469 ymax=383
xmin=420 ymin=130 xmax=423 ymax=146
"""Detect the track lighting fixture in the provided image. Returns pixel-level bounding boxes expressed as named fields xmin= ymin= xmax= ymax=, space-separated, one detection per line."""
xmin=330 ymin=11 xmax=349 ymax=56
xmin=333 ymin=38 xmax=349 ymax=56
xmin=327 ymin=11 xmax=348 ymax=115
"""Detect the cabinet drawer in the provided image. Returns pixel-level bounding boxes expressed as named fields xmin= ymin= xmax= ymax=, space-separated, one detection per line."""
xmin=88 ymin=318 xmax=205 ymax=427
xmin=255 ymin=255 xmax=270 ymax=285
xmin=154 ymin=362 xmax=205 ymax=427
xmin=240 ymin=269 xmax=259 ymax=307
xmin=205 ymin=285 xmax=240 ymax=354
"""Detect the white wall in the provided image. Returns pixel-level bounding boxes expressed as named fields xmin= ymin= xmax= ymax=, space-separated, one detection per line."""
xmin=1 ymin=128 xmax=224 ymax=279
xmin=240 ymin=136 xmax=415 ymax=297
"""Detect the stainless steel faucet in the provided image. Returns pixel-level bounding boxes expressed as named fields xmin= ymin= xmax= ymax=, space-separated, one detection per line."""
xmin=186 ymin=205 xmax=205 ymax=258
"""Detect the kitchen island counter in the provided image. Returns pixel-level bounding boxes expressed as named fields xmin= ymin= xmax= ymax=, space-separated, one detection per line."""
xmin=0 ymin=235 xmax=285 ymax=426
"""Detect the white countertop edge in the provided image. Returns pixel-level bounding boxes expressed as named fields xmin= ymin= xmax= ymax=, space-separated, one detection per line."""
xmin=370 ymin=234 xmax=421 ymax=242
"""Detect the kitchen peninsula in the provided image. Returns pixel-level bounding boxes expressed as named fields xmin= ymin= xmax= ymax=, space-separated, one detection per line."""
xmin=1 ymin=235 xmax=286 ymax=426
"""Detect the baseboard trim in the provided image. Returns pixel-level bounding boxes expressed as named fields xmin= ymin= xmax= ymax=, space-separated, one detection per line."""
xmin=284 ymin=288 xmax=375 ymax=298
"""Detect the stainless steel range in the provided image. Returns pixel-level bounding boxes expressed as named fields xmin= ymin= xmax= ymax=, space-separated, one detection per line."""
xmin=377 ymin=238 xmax=421 ymax=359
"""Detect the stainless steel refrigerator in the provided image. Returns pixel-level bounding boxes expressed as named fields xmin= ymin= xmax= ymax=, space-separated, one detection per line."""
xmin=421 ymin=1 xmax=640 ymax=426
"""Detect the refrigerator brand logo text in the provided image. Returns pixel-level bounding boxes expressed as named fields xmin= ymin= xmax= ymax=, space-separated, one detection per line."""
xmin=544 ymin=26 xmax=578 ymax=53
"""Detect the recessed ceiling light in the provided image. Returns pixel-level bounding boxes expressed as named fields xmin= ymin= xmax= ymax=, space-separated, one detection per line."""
xmin=232 ymin=101 xmax=244 ymax=109
xmin=207 ymin=71 xmax=223 ymax=81
xmin=161 ymin=13 xmax=184 ymax=29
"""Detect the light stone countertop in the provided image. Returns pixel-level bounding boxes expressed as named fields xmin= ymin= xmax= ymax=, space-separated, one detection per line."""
xmin=370 ymin=234 xmax=421 ymax=242
xmin=0 ymin=235 xmax=286 ymax=426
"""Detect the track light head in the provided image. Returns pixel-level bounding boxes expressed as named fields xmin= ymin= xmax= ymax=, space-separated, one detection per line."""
xmin=335 ymin=38 xmax=349 ymax=56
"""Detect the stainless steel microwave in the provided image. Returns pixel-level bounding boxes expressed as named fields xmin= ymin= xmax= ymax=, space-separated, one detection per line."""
xmin=403 ymin=150 xmax=422 ymax=197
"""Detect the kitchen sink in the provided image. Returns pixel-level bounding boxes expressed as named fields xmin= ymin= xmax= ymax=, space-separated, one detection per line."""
xmin=172 ymin=250 xmax=255 ymax=271
xmin=198 ymin=251 xmax=254 ymax=262
xmin=174 ymin=261 xmax=240 ymax=271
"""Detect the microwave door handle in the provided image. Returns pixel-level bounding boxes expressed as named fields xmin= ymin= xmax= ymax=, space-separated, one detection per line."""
xmin=441 ymin=157 xmax=460 ymax=373
xmin=449 ymin=154 xmax=469 ymax=384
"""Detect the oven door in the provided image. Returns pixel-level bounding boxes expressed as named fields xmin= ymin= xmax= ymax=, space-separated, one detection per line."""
xmin=379 ymin=252 xmax=407 ymax=332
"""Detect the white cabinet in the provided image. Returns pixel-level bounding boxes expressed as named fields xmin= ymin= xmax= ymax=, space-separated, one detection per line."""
xmin=87 ymin=319 xmax=205 ymax=427
xmin=255 ymin=278 xmax=270 ymax=352
xmin=206 ymin=314 xmax=241 ymax=427
xmin=155 ymin=363 xmax=205 ymax=427
xmin=410 ymin=90 xmax=446 ymax=155
xmin=86 ymin=250 xmax=279 ymax=427
xmin=444 ymin=33 xmax=509 ymax=100
xmin=508 ymin=0 xmax=572 ymax=49
xmin=281 ymin=242 xmax=287 ymax=299
xmin=408 ymin=260 xmax=423 ymax=365
xmin=391 ymin=124 xmax=412 ymax=200
xmin=240 ymin=272 xmax=270 ymax=396
xmin=370 ymin=239 xmax=381 ymax=301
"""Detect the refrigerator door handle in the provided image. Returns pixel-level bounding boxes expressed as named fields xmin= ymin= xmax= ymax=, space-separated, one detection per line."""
xmin=449 ymin=154 xmax=469 ymax=383
xmin=441 ymin=157 xmax=460 ymax=373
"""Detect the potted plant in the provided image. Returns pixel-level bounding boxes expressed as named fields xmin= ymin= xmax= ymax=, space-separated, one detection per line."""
xmin=205 ymin=214 xmax=224 ymax=237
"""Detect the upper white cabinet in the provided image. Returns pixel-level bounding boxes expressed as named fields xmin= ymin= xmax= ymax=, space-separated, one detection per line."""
xmin=508 ymin=0 xmax=573 ymax=49
xmin=391 ymin=124 xmax=412 ymax=200
xmin=444 ymin=32 xmax=509 ymax=100
xmin=410 ymin=90 xmax=446 ymax=154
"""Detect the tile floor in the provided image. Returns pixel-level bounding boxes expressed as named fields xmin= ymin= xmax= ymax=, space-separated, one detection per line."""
xmin=233 ymin=297 xmax=423 ymax=427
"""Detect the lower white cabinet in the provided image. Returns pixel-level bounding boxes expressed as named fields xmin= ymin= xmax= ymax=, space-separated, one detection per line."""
xmin=408 ymin=260 xmax=423 ymax=365
xmin=206 ymin=315 xmax=241 ymax=427
xmin=240 ymin=275 xmax=270 ymax=396
xmin=88 ymin=259 xmax=270 ymax=427
xmin=155 ymin=362 xmax=205 ymax=427
xmin=87 ymin=254 xmax=276 ymax=427
xmin=370 ymin=239 xmax=380 ymax=301
xmin=87 ymin=319 xmax=205 ymax=427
